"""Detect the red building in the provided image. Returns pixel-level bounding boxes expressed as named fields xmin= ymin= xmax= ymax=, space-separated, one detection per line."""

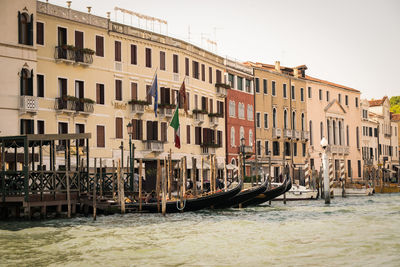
xmin=223 ymin=59 xmax=255 ymax=175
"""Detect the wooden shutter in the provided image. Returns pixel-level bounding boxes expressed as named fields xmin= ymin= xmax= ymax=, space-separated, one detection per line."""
xmin=115 ymin=80 xmax=122 ymax=101
xmin=203 ymin=128 xmax=207 ymax=144
xmin=131 ymin=44 xmax=137 ymax=64
xmin=153 ymin=121 xmax=158 ymax=141
xmin=185 ymin=58 xmax=189 ymax=76
xmin=146 ymin=85 xmax=151 ymax=104
xmin=146 ymin=48 xmax=151 ymax=67
xmin=131 ymin=83 xmax=137 ymax=100
xmin=187 ymin=125 xmax=191 ymax=144
xmin=205 ymin=97 xmax=209 ymax=112
xmin=195 ymin=127 xmax=201 ymax=145
xmin=96 ymin=36 xmax=104 ymax=57
xmin=209 ymin=67 xmax=212 ymax=84
xmin=28 ymin=14 xmax=33 ymax=45
xmin=166 ymin=88 xmax=171 ymax=105
xmin=18 ymin=12 xmax=22 ymax=44
xmin=216 ymin=70 xmax=221 ymax=83
xmin=139 ymin=120 xmax=143 ymax=140
xmin=173 ymin=54 xmax=178 ymax=73
xmin=160 ymin=87 xmax=165 ymax=104
xmin=37 ymin=74 xmax=44 ymax=97
xmin=161 ymin=122 xmax=167 ymax=142
xmin=209 ymin=99 xmax=213 ymax=114
xmin=217 ymin=131 xmax=222 ymax=146
xmin=201 ymin=64 xmax=205 ymax=81
xmin=160 ymin=51 xmax=165 ymax=70
xmin=115 ymin=41 xmax=121 ymax=61
xmin=97 ymin=125 xmax=105 ymax=147
xmin=75 ymin=31 xmax=84 ymax=49
xmin=147 ymin=121 xmax=153 ymax=140
xmin=96 ymin=84 xmax=101 ymax=103
xmin=36 ymin=22 xmax=44 ymax=45
xmin=116 ymin=118 xmax=123 ymax=139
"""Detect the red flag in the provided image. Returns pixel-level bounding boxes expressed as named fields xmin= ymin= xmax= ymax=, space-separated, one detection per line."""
xmin=179 ymin=80 xmax=188 ymax=115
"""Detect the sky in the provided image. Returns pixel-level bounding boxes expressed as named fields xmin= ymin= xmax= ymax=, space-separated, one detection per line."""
xmin=49 ymin=0 xmax=400 ymax=100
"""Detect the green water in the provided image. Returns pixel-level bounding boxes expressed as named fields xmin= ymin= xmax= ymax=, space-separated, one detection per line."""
xmin=1 ymin=194 xmax=400 ymax=266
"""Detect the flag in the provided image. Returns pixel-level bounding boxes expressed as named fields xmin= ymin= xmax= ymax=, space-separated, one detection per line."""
xmin=179 ymin=80 xmax=188 ymax=115
xmin=148 ymin=74 xmax=158 ymax=117
xmin=170 ymin=106 xmax=180 ymax=148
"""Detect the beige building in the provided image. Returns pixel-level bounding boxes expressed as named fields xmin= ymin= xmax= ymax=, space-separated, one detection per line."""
xmin=360 ymin=99 xmax=379 ymax=170
xmin=1 ymin=1 xmax=227 ymax=182
xmin=245 ymin=61 xmax=308 ymax=181
xmin=306 ymin=75 xmax=362 ymax=180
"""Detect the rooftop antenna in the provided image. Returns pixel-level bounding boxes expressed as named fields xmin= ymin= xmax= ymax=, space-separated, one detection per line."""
xmin=114 ymin=7 xmax=168 ymax=34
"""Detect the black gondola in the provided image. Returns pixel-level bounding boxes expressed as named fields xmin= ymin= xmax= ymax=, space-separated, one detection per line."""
xmin=214 ymin=178 xmax=269 ymax=209
xmin=240 ymin=175 xmax=292 ymax=207
xmin=127 ymin=179 xmax=243 ymax=213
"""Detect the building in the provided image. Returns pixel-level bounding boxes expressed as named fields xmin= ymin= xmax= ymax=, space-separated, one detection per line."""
xmin=306 ymin=75 xmax=362 ymax=180
xmin=0 ymin=1 xmax=227 ymax=185
xmin=360 ymin=99 xmax=378 ymax=171
xmin=391 ymin=113 xmax=400 ymax=175
xmin=245 ymin=61 xmax=308 ymax=181
xmin=224 ymin=58 xmax=254 ymax=175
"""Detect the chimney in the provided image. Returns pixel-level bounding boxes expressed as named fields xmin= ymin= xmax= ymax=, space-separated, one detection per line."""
xmin=293 ymin=68 xmax=299 ymax=78
xmin=275 ymin=61 xmax=281 ymax=72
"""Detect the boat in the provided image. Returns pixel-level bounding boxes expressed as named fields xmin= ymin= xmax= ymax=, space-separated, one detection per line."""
xmin=332 ymin=187 xmax=374 ymax=197
xmin=273 ymin=183 xmax=318 ymax=201
xmin=214 ymin=178 xmax=269 ymax=209
xmin=240 ymin=175 xmax=292 ymax=207
xmin=126 ymin=179 xmax=243 ymax=213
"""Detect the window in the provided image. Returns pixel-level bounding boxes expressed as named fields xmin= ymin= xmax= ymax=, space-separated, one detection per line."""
xmin=75 ymin=80 xmax=84 ymax=99
xmin=228 ymin=74 xmax=234 ymax=88
xmin=18 ymin=12 xmax=33 ymax=45
xmin=209 ymin=67 xmax=212 ymax=84
xmin=273 ymin=141 xmax=280 ymax=156
xmin=36 ymin=22 xmax=44 ymax=45
xmin=115 ymin=41 xmax=121 ymax=62
xmin=131 ymin=82 xmax=138 ymax=101
xmin=263 ymin=79 xmax=268 ymax=94
xmin=338 ymin=93 xmax=342 ymax=104
xmin=75 ymin=123 xmax=85 ymax=146
xmin=237 ymin=77 xmax=243 ymax=91
xmin=308 ymin=87 xmax=312 ymax=98
xmin=37 ymin=74 xmax=44 ymax=97
xmin=272 ymin=81 xmax=276 ymax=96
xmin=20 ymin=119 xmax=34 ymax=134
xmin=291 ymin=85 xmax=295 ymax=100
xmin=320 ymin=122 xmax=324 ymax=140
xmin=173 ymin=54 xmax=179 ymax=73
xmin=75 ymin=31 xmax=84 ymax=50
xmin=256 ymin=140 xmax=261 ymax=156
xmin=357 ymin=160 xmax=361 ymax=178
xmin=132 ymin=119 xmax=143 ymax=140
xmin=355 ymin=97 xmax=359 ymax=107
xmin=301 ymin=113 xmax=305 ymax=131
xmin=94 ymin=35 xmax=104 ymax=57
xmin=96 ymin=83 xmax=104 ymax=104
xmin=326 ymin=91 xmax=330 ymax=101
xmin=293 ymin=143 xmax=297 ymax=156
xmin=217 ymin=101 xmax=224 ymax=117
xmin=284 ymin=110 xmax=288 ymax=129
xmin=217 ymin=131 xmax=222 ymax=147
xmin=115 ymin=80 xmax=122 ymax=101
xmin=229 ymin=100 xmax=236 ymax=117
xmin=160 ymin=51 xmax=166 ymax=71
xmin=300 ymin=88 xmax=304 ymax=101
xmin=116 ymin=117 xmax=123 ymax=139
xmin=256 ymin=112 xmax=261 ymax=128
xmin=192 ymin=61 xmax=199 ymax=79
xmin=145 ymin=48 xmax=152 ymax=68
xmin=58 ymin=77 xmax=67 ymax=97
xmin=264 ymin=113 xmax=268 ymax=129
xmin=319 ymin=89 xmax=322 ymax=100
xmin=216 ymin=70 xmax=222 ymax=83
xmin=345 ymin=95 xmax=349 ymax=105
xmin=238 ymin=103 xmax=245 ymax=119
xmin=347 ymin=125 xmax=350 ymax=146
xmin=161 ymin=122 xmax=168 ymax=142
xmin=246 ymin=79 xmax=252 ymax=93
xmin=356 ymin=126 xmax=359 ymax=149
xmin=255 ymin=78 xmax=260 ymax=93
xmin=292 ymin=111 xmax=296 ymax=130
xmin=302 ymin=143 xmax=306 ymax=157
xmin=285 ymin=142 xmax=291 ymax=156
xmin=264 ymin=141 xmax=269 ymax=155
xmin=130 ymin=44 xmax=137 ymax=64
xmin=187 ymin=125 xmax=191 ymax=144
xmin=58 ymin=122 xmax=68 ymax=135
xmin=309 ymin=121 xmax=313 ymax=145
xmin=96 ymin=125 xmax=105 ymax=147
xmin=185 ymin=58 xmax=189 ymax=76
xmin=201 ymin=64 xmax=205 ymax=81
xmin=273 ymin=108 xmax=277 ymax=128
xmin=283 ymin=84 xmax=287 ymax=98
xmin=209 ymin=99 xmax=213 ymax=114
xmin=249 ymin=130 xmax=253 ymax=147
xmin=20 ymin=68 xmax=33 ymax=96
xmin=240 ymin=126 xmax=245 ymax=141
xmin=57 ymin=27 xmax=67 ymax=46
xmin=247 ymin=105 xmax=254 ymax=121
xmin=37 ymin=120 xmax=45 ymax=134
xmin=230 ymin=127 xmax=235 ymax=147
xmin=146 ymin=121 xmax=159 ymax=141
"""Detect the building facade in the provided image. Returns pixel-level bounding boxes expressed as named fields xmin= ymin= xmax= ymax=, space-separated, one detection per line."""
xmin=360 ymin=99 xmax=378 ymax=170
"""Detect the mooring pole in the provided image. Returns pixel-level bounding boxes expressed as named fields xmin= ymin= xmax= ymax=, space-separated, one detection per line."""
xmin=93 ymin=158 xmax=97 ymax=221
xmin=139 ymin=159 xmax=143 ymax=212
xmin=162 ymin=157 xmax=167 ymax=216
xmin=321 ymin=138 xmax=330 ymax=204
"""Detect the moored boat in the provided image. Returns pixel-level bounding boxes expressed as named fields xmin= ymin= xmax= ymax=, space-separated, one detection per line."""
xmin=273 ymin=183 xmax=318 ymax=201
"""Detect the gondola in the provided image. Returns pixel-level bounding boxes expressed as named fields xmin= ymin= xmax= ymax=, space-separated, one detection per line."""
xmin=126 ymin=179 xmax=243 ymax=213
xmin=240 ymin=175 xmax=292 ymax=207
xmin=214 ymin=178 xmax=269 ymax=209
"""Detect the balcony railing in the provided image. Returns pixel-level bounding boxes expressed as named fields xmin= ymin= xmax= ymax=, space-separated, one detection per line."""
xmin=194 ymin=113 xmax=205 ymax=125
xmin=76 ymin=102 xmax=94 ymax=114
xmin=54 ymin=46 xmax=75 ymax=62
xmin=364 ymin=159 xmax=374 ymax=166
xmin=293 ymin=130 xmax=301 ymax=140
xmin=215 ymin=83 xmax=230 ymax=98
xmin=144 ymin=140 xmax=164 ymax=152
xmin=283 ymin=129 xmax=292 ymax=139
xmin=55 ymin=98 xmax=76 ymax=112
xmin=329 ymin=145 xmax=350 ymax=155
xmin=20 ymin=96 xmax=38 ymax=113
xmin=272 ymin=128 xmax=282 ymax=139
xmin=159 ymin=106 xmax=175 ymax=118
xmin=54 ymin=46 xmax=93 ymax=65
xmin=131 ymin=103 xmax=145 ymax=114
xmin=301 ymin=131 xmax=310 ymax=141
xmin=209 ymin=116 xmax=219 ymax=127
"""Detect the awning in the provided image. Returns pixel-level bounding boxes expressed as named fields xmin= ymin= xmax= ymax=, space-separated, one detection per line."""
xmin=393 ymin=165 xmax=400 ymax=170
xmin=226 ymin=163 xmax=238 ymax=170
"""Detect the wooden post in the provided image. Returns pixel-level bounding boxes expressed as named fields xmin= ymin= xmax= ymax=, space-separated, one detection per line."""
xmin=192 ymin=157 xmax=197 ymax=196
xmin=118 ymin=159 xmax=125 ymax=214
xmin=162 ymin=157 xmax=167 ymax=216
xmin=214 ymin=155 xmax=217 ymax=192
xmin=156 ymin=159 xmax=161 ymax=213
xmin=99 ymin=158 xmax=103 ymax=199
xmin=93 ymin=158 xmax=97 ymax=221
xmin=168 ymin=149 xmax=172 ymax=200
xmin=201 ymin=156 xmax=204 ymax=192
xmin=112 ymin=160 xmax=116 ymax=201
xmin=139 ymin=159 xmax=143 ymax=212
xmin=224 ymin=161 xmax=227 ymax=191
xmin=183 ymin=156 xmax=187 ymax=196
xmin=180 ymin=157 xmax=184 ymax=211
xmin=117 ymin=159 xmax=121 ymax=205
xmin=66 ymin=144 xmax=71 ymax=219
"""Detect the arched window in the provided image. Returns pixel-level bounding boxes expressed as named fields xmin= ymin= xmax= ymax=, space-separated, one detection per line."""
xmin=20 ymin=68 xmax=33 ymax=96
xmin=292 ymin=111 xmax=296 ymax=130
xmin=240 ymin=126 xmax=244 ymax=140
xmin=301 ymin=113 xmax=305 ymax=131
xmin=18 ymin=12 xmax=33 ymax=45
xmin=284 ymin=109 xmax=288 ymax=129
xmin=230 ymin=127 xmax=235 ymax=147
xmin=231 ymin=158 xmax=237 ymax=166
xmin=346 ymin=125 xmax=349 ymax=146
xmin=309 ymin=120 xmax=313 ymax=145
xmin=327 ymin=119 xmax=330 ymax=144
xmin=273 ymin=108 xmax=277 ymax=128
xmin=249 ymin=129 xmax=253 ymax=147
xmin=339 ymin=121 xmax=342 ymax=145
xmin=320 ymin=121 xmax=324 ymax=140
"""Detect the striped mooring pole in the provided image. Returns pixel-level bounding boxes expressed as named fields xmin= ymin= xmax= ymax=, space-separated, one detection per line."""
xmin=340 ymin=159 xmax=346 ymax=197
xmin=329 ymin=159 xmax=334 ymax=197
xmin=304 ymin=160 xmax=310 ymax=189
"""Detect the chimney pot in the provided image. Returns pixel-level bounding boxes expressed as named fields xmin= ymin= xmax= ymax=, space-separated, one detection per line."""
xmin=275 ymin=61 xmax=281 ymax=72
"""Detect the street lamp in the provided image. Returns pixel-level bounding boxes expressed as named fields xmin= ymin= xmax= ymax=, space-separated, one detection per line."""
xmin=127 ymin=122 xmax=135 ymax=192
xmin=320 ymin=137 xmax=330 ymax=204
xmin=241 ymin=137 xmax=246 ymax=179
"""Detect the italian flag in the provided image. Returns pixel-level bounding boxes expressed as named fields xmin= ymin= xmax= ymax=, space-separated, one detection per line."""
xmin=170 ymin=106 xmax=181 ymax=148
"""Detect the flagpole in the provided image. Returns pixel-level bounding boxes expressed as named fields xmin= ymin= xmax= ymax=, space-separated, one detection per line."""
xmin=145 ymin=67 xmax=159 ymax=99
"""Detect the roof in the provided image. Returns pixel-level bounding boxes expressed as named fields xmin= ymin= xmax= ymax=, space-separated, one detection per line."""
xmin=392 ymin=113 xmax=400 ymax=121
xmin=305 ymin=75 xmax=360 ymax=93
xmin=368 ymin=96 xmax=388 ymax=107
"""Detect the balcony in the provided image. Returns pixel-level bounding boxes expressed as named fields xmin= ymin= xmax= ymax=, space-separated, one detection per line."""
xmin=129 ymin=100 xmax=149 ymax=115
xmin=293 ymin=130 xmax=301 ymax=140
xmin=75 ymin=101 xmax=94 ymax=115
xmin=20 ymin=96 xmax=38 ymax=114
xmin=193 ymin=111 xmax=206 ymax=125
xmin=364 ymin=158 xmax=374 ymax=166
xmin=54 ymin=46 xmax=94 ymax=65
xmin=208 ymin=115 xmax=220 ymax=127
xmin=272 ymin=128 xmax=282 ymax=139
xmin=301 ymin=131 xmax=310 ymax=141
xmin=158 ymin=104 xmax=176 ymax=119
xmin=215 ymin=83 xmax=230 ymax=98
xmin=55 ymin=97 xmax=95 ymax=115
xmin=201 ymin=146 xmax=216 ymax=155
xmin=242 ymin=146 xmax=253 ymax=154
xmin=283 ymin=129 xmax=292 ymax=139
xmin=144 ymin=140 xmax=164 ymax=152
xmin=329 ymin=145 xmax=350 ymax=155
xmin=55 ymin=97 xmax=76 ymax=113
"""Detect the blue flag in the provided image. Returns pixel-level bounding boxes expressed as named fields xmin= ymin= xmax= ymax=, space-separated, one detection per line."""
xmin=148 ymin=74 xmax=158 ymax=117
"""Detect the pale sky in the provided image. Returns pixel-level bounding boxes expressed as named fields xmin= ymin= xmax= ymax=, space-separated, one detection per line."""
xmin=49 ymin=0 xmax=400 ymax=100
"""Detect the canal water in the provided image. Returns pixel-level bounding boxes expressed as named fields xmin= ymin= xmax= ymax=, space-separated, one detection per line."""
xmin=1 ymin=194 xmax=400 ymax=266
